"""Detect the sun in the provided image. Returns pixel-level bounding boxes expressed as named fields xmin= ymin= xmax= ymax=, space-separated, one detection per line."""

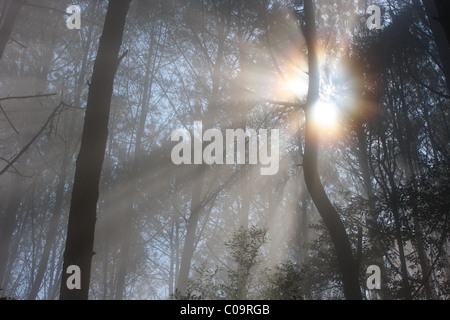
xmin=311 ymin=99 xmax=340 ymax=131
xmin=272 ymin=46 xmax=354 ymax=140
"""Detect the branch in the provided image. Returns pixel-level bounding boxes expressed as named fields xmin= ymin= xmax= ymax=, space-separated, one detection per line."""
xmin=0 ymin=102 xmax=19 ymax=134
xmin=263 ymin=9 xmax=306 ymax=100
xmin=411 ymin=213 xmax=449 ymax=298
xmin=267 ymin=99 xmax=304 ymax=109
xmin=113 ymin=50 xmax=128 ymax=75
xmin=0 ymin=157 xmax=32 ymax=178
xmin=0 ymin=93 xmax=57 ymax=102
xmin=0 ymin=102 xmax=64 ymax=177
xmin=117 ymin=50 xmax=128 ymax=65
xmin=9 ymin=37 xmax=27 ymax=49
xmin=22 ymin=3 xmax=102 ymax=27
xmin=407 ymin=66 xmax=450 ymax=99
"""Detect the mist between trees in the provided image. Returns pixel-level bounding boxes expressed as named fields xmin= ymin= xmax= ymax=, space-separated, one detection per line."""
xmin=0 ymin=0 xmax=449 ymax=300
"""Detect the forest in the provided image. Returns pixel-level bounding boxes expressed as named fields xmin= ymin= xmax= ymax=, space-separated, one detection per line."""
xmin=0 ymin=0 xmax=449 ymax=301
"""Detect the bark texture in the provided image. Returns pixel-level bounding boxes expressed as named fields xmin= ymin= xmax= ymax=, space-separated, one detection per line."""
xmin=60 ymin=0 xmax=131 ymax=300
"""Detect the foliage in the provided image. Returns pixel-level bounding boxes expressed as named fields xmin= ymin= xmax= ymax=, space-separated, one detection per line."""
xmin=173 ymin=226 xmax=269 ymax=300
xmin=173 ymin=226 xmax=310 ymax=300
xmin=260 ymin=261 xmax=308 ymax=300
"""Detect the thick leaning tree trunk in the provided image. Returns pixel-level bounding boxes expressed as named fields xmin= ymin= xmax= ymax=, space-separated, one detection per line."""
xmin=0 ymin=0 xmax=24 ymax=60
xmin=302 ymin=0 xmax=362 ymax=300
xmin=60 ymin=0 xmax=131 ymax=300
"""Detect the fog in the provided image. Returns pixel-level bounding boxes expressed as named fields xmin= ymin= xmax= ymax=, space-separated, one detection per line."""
xmin=0 ymin=0 xmax=449 ymax=301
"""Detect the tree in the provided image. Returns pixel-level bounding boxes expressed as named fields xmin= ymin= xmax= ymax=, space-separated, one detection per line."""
xmin=59 ymin=0 xmax=131 ymax=300
xmin=0 ymin=0 xmax=25 ymax=60
xmin=173 ymin=226 xmax=269 ymax=300
xmin=301 ymin=0 xmax=362 ymax=300
xmin=422 ymin=0 xmax=450 ymax=92
xmin=175 ymin=0 xmax=233 ymax=295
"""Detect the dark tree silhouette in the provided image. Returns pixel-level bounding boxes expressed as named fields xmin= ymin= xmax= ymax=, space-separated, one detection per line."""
xmin=423 ymin=0 xmax=450 ymax=92
xmin=60 ymin=0 xmax=132 ymax=300
xmin=301 ymin=0 xmax=362 ymax=300
xmin=0 ymin=0 xmax=24 ymax=60
xmin=432 ymin=0 xmax=450 ymax=45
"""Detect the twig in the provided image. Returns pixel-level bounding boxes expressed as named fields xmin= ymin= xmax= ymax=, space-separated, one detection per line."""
xmin=409 ymin=69 xmax=450 ymax=99
xmin=117 ymin=50 xmax=129 ymax=66
xmin=0 ymin=157 xmax=32 ymax=178
xmin=9 ymin=37 xmax=27 ymax=49
xmin=0 ymin=102 xmax=64 ymax=177
xmin=267 ymin=99 xmax=304 ymax=109
xmin=0 ymin=102 xmax=19 ymax=134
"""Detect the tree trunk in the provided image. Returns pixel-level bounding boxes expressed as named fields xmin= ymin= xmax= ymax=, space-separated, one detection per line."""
xmin=390 ymin=190 xmax=413 ymax=299
xmin=422 ymin=0 xmax=450 ymax=92
xmin=114 ymin=34 xmax=159 ymax=298
xmin=175 ymin=12 xmax=227 ymax=295
xmin=238 ymin=164 xmax=252 ymax=229
xmin=168 ymin=220 xmax=175 ymax=296
xmin=302 ymin=0 xmax=362 ymax=300
xmin=28 ymin=155 xmax=68 ymax=300
xmin=354 ymin=121 xmax=389 ymax=299
xmin=176 ymin=172 xmax=204 ymax=295
xmin=398 ymin=89 xmax=435 ymax=299
xmin=0 ymin=0 xmax=24 ymax=60
xmin=431 ymin=0 xmax=450 ymax=46
xmin=0 ymin=176 xmax=24 ymax=289
xmin=27 ymin=13 xmax=93 ymax=298
xmin=59 ymin=0 xmax=131 ymax=300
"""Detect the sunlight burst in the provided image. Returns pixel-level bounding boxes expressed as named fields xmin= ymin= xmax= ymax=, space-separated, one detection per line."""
xmin=311 ymin=99 xmax=340 ymax=130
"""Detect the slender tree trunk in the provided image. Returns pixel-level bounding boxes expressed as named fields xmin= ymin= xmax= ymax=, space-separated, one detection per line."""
xmin=175 ymin=13 xmax=227 ymax=295
xmin=433 ymin=0 xmax=450 ymax=45
xmin=412 ymin=221 xmax=434 ymax=299
xmin=169 ymin=220 xmax=175 ymax=296
xmin=28 ymin=154 xmax=68 ymax=300
xmin=27 ymin=14 xmax=93 ymax=298
xmin=60 ymin=0 xmax=131 ymax=300
xmin=302 ymin=0 xmax=362 ymax=300
xmin=48 ymin=250 xmax=64 ymax=300
xmin=299 ymin=185 xmax=309 ymax=262
xmin=422 ymin=0 xmax=450 ymax=92
xmin=176 ymin=172 xmax=204 ymax=295
xmin=235 ymin=26 xmax=252 ymax=230
xmin=390 ymin=190 xmax=412 ymax=299
xmin=239 ymin=180 xmax=251 ymax=228
xmin=398 ymin=90 xmax=435 ymax=299
xmin=175 ymin=220 xmax=180 ymax=292
xmin=354 ymin=121 xmax=389 ymax=299
xmin=298 ymin=179 xmax=312 ymax=299
xmin=0 ymin=0 xmax=24 ymax=60
xmin=0 ymin=176 xmax=24 ymax=289
xmin=114 ymin=38 xmax=159 ymax=299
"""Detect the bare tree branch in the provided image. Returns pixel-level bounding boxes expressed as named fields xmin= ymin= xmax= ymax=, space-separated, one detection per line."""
xmin=0 ymin=102 xmax=64 ymax=177
xmin=0 ymin=102 xmax=19 ymax=134
xmin=0 ymin=93 xmax=57 ymax=102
